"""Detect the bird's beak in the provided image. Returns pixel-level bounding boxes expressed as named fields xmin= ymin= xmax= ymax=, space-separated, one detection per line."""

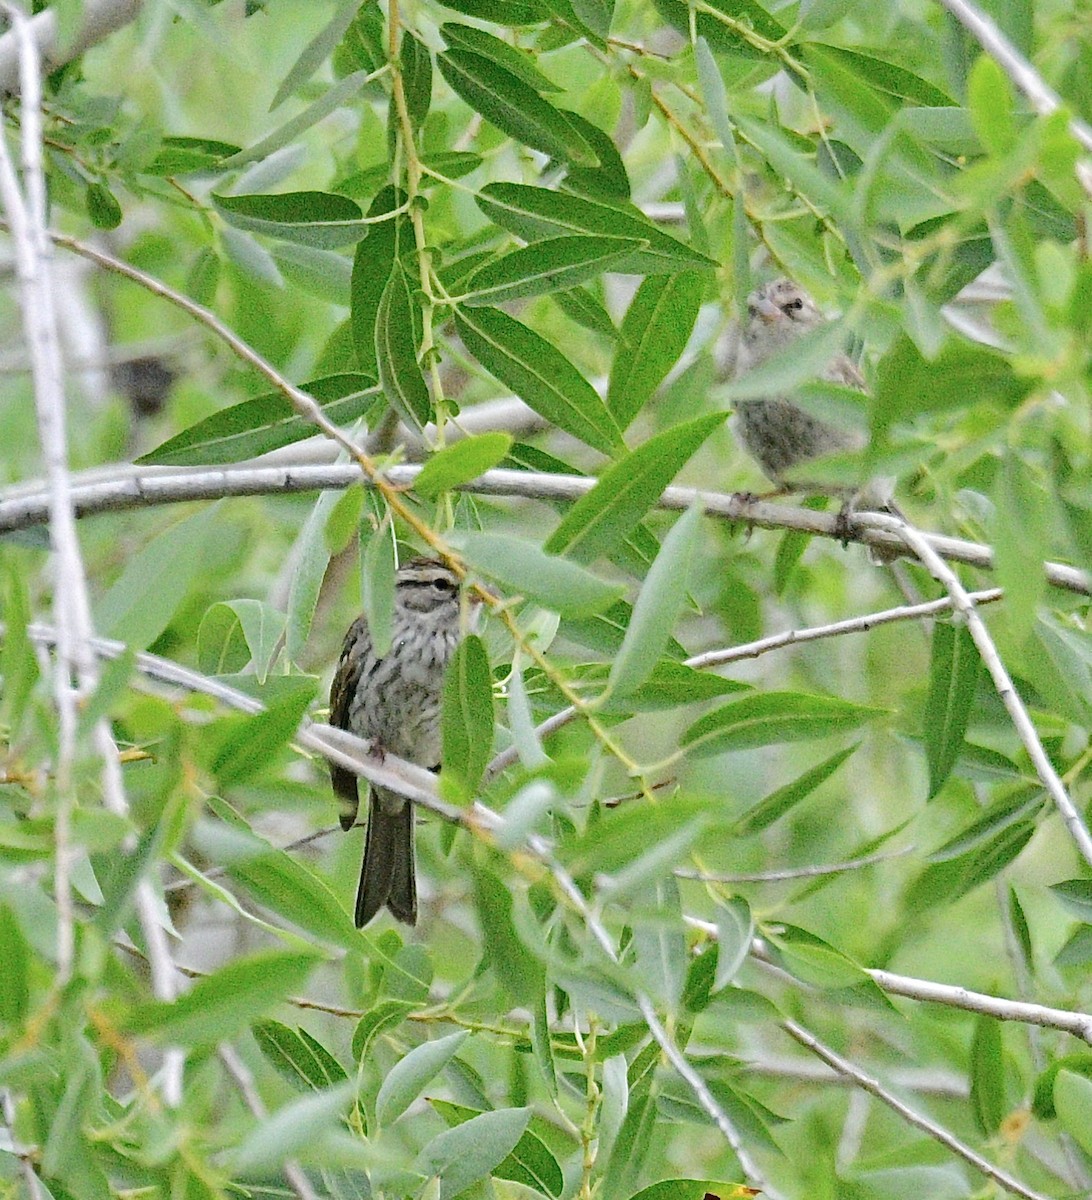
xmin=754 ymin=296 xmax=781 ymax=324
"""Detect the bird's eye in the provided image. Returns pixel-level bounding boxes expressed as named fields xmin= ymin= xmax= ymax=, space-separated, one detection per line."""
xmin=746 ymin=303 xmax=757 ymax=318
xmin=432 ymin=577 xmax=456 ymax=595
xmin=785 ymin=298 xmax=804 ymax=313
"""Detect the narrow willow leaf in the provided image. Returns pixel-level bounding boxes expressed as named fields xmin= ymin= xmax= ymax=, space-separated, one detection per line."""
xmin=437 ymin=49 xmax=595 ymax=165
xmin=927 ymin=790 xmax=1043 ymax=863
xmin=351 ymin=1000 xmax=414 ymax=1062
xmin=546 ymin=414 xmax=724 ymax=564
xmin=430 ymin=1099 xmax=564 ymax=1197
xmin=125 ymin=950 xmax=322 ymax=1047
xmin=924 ymin=620 xmax=981 ymax=799
xmin=441 ymin=23 xmax=561 ymax=93
xmin=968 ymin=54 xmax=1017 ymax=157
xmin=631 ymin=877 xmax=686 ymax=1009
xmin=95 ymin=507 xmax=219 ymax=650
xmin=552 ymin=285 xmax=618 ymax=338
xmin=286 ymin=491 xmax=339 ymax=662
xmin=970 ymin=1015 xmax=1005 ymax=1136
xmin=402 ymin=31 xmax=433 ymax=128
xmin=413 ymin=433 xmax=513 ymax=498
xmin=456 ymin=532 xmax=623 ymax=617
xmin=734 ymin=114 xmax=852 ymax=223
xmin=351 ymin=187 xmax=410 ymax=376
xmin=473 ymin=863 xmax=545 ymax=1005
xmin=607 ymin=273 xmax=705 ymax=428
xmin=0 ymin=567 xmax=38 ymax=736
xmin=219 ymin=70 xmax=371 ymax=169
xmin=873 ymin=334 xmax=1034 ymax=438
xmin=455 ymin=307 xmax=623 ymax=454
xmin=137 ymin=374 xmax=377 ymax=466
xmin=212 ymin=189 xmax=371 ymax=248
xmin=681 ymin=692 xmax=885 ymax=759
xmin=376 ymin=264 xmax=431 ymax=432
xmin=767 ymin=924 xmax=867 ymax=989
xmin=1055 ymin=1071 xmax=1092 ymax=1156
xmin=415 ymin=1107 xmax=532 ymax=1200
xmin=232 ymin=1081 xmax=357 ymax=1174
xmin=270 ymin=0 xmax=360 ymax=109
xmin=361 ymin=522 xmax=396 ymax=658
xmin=733 ymin=744 xmax=859 ymax=835
xmin=1050 ymin=879 xmax=1092 ymax=923
xmin=376 ymin=1031 xmax=468 ymax=1127
xmin=994 ymin=449 xmax=1048 ymax=646
xmin=476 ymin=182 xmax=716 ymax=275
xmin=462 ymin=235 xmax=644 ymax=306
xmin=272 ymin=242 xmax=352 ymax=303
xmin=607 ymin=503 xmax=702 ymax=699
xmin=714 ymin=896 xmax=754 ymax=991
xmin=441 ymin=634 xmax=495 ymax=801
xmin=254 ymin=1022 xmax=348 ymax=1091
xmin=0 ymin=905 xmax=29 ymax=1023
xmin=205 ymin=682 xmax=316 ymax=788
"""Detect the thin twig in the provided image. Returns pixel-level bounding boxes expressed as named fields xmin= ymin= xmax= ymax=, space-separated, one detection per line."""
xmin=675 ymin=845 xmax=915 ymax=883
xmin=874 ymin=511 xmax=1092 ymax=868
xmin=781 ymin=1018 xmax=1052 ymax=1200
xmin=218 ymin=1044 xmax=321 ymax=1200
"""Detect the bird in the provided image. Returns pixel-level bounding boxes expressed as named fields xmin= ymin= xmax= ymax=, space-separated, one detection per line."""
xmin=329 ymin=557 xmax=479 ymax=927
xmin=732 ymin=277 xmax=867 ymax=488
xmin=732 ymin=277 xmax=901 ymax=556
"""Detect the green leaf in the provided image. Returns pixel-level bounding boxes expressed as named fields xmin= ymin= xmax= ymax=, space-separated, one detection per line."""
xmin=228 ymin=847 xmax=360 ymax=952
xmin=271 ymin=242 xmax=352 ymax=303
xmin=441 ymin=634 xmax=495 ymax=801
xmin=430 ymin=1099 xmax=564 ymax=1197
xmin=0 ymin=565 xmax=39 ymax=736
xmin=546 ymin=414 xmax=724 ymax=564
xmin=1032 ymin=1055 xmax=1092 ymax=1118
xmin=95 ymin=507 xmax=220 ymax=650
xmin=970 ymin=1015 xmax=1005 ymax=1136
xmin=325 ymin=483 xmax=366 ymax=555
xmin=0 ymin=904 xmax=29 ymax=1022
xmin=607 ymin=273 xmax=705 ymax=428
xmin=473 ymin=863 xmax=545 ymax=1006
xmin=376 ymin=263 xmax=431 ymax=433
xmin=286 ymin=491 xmax=339 ymax=662
xmin=631 ymin=877 xmax=687 ymax=1009
xmin=232 ymin=1081 xmax=357 ymax=1174
xmin=86 ymin=182 xmax=122 ymax=229
xmin=362 ymin=522 xmax=396 ymax=658
xmin=927 ymin=790 xmax=1043 ymax=863
xmin=968 ymin=54 xmax=1017 ymax=158
xmin=126 ymin=949 xmax=322 ymax=1047
xmin=375 ymin=1030 xmax=468 ymax=1127
xmin=994 ymin=449 xmax=1048 ymax=646
xmin=402 ymin=31 xmax=433 ymax=128
xmin=1050 ymin=879 xmax=1092 ymax=923
xmin=270 ymin=0 xmax=361 ymax=109
xmin=607 ymin=503 xmax=702 ymax=699
xmin=415 ymin=1106 xmax=532 ymax=1200
xmin=351 ymin=1000 xmax=414 ymax=1062
xmin=136 ymin=374 xmax=378 ymax=466
xmin=441 ymin=23 xmax=561 ymax=93
xmin=75 ymin=647 xmax=135 ymax=738
xmin=1055 ymin=1070 xmax=1092 ymax=1156
xmin=734 ymin=114 xmax=852 ymax=225
xmin=438 ymin=50 xmax=596 ymax=165
xmin=924 ymin=620 xmax=981 ymax=799
xmin=627 ymin=1180 xmax=751 ymax=1200
xmin=455 ymin=307 xmax=623 ymax=454
xmin=203 ymin=680 xmax=316 ymax=787
xmin=456 ymin=532 xmax=623 ymax=616
xmin=197 ymin=599 xmax=285 ymax=681
xmin=462 ymin=235 xmax=645 ymax=306
xmin=351 ymin=187 xmax=411 ymax=377
xmin=413 ymin=433 xmax=513 ymax=498
xmin=553 ymin=284 xmax=618 ymax=338
xmin=212 ymin=190 xmax=371 ymax=248
xmin=767 ymin=924 xmax=867 ymax=989
xmin=476 ymin=182 xmax=716 ymax=275
xmin=682 ymin=692 xmax=885 ymax=759
xmin=873 ymin=334 xmax=1034 ymax=438
xmin=714 ymin=896 xmax=754 ymax=991
xmin=254 ymin=1022 xmax=348 ymax=1091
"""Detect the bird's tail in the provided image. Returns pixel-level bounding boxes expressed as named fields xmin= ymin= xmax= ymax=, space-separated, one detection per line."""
xmin=355 ymin=787 xmax=417 ymax=927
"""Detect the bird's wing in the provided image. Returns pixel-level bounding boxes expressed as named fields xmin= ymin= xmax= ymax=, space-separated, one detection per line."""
xmin=329 ymin=616 xmax=368 ymax=829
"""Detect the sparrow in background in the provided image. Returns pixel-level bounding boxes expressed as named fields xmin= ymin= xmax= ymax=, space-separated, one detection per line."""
xmin=329 ymin=557 xmax=478 ymax=927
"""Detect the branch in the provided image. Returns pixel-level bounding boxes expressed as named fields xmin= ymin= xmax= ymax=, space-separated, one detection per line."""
xmin=1 ymin=461 xmax=1087 ymax=596
xmin=0 ymin=0 xmax=142 ymax=93
xmin=875 ymin=511 xmax=1092 ymax=869
xmin=782 ymin=1019 xmax=1052 ymax=1200
xmin=935 ymin=0 xmax=1092 ymax=196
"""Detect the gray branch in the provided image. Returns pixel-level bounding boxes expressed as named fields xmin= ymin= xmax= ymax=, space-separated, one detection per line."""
xmin=0 ymin=0 xmax=142 ymax=93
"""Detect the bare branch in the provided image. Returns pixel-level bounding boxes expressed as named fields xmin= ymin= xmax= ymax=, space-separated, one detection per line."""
xmin=0 ymin=0 xmax=142 ymax=93
xmin=782 ymin=1018 xmax=1053 ymax=1200
xmin=874 ymin=511 xmax=1092 ymax=868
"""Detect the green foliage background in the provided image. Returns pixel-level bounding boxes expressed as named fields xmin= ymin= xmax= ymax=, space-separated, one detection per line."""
xmin=0 ymin=0 xmax=1090 ymax=1198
